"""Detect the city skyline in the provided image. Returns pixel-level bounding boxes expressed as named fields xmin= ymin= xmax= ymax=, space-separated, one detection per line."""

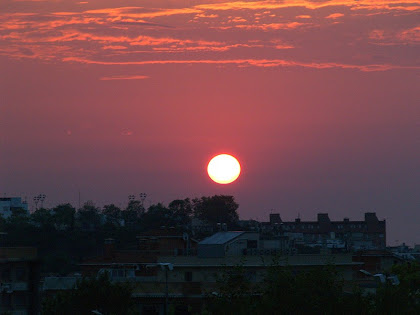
xmin=1 ymin=0 xmax=419 ymax=246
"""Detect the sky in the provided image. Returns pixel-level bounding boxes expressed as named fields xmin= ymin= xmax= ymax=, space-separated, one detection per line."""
xmin=0 ymin=0 xmax=419 ymax=245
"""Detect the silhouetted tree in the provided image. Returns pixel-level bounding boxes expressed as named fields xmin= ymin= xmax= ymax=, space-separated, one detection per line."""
xmin=373 ymin=262 xmax=420 ymax=314
xmin=42 ymin=273 xmax=136 ymax=315
xmin=52 ymin=203 xmax=75 ymax=231
xmin=126 ymin=200 xmax=145 ymax=216
xmin=102 ymin=204 xmax=122 ymax=226
xmin=77 ymin=201 xmax=101 ymax=231
xmin=193 ymin=195 xmax=239 ymax=227
xmin=31 ymin=208 xmax=54 ymax=228
xmin=142 ymin=203 xmax=175 ymax=230
xmin=122 ymin=200 xmax=143 ymax=229
xmin=7 ymin=207 xmax=30 ymax=226
xmin=206 ymin=261 xmax=258 ymax=314
xmin=168 ymin=198 xmax=193 ymax=226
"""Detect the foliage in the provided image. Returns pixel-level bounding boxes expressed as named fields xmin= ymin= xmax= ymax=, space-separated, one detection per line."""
xmin=206 ymin=261 xmax=375 ymax=315
xmin=31 ymin=208 xmax=54 ymax=228
xmin=122 ymin=200 xmax=143 ymax=229
xmin=77 ymin=201 xmax=101 ymax=231
xmin=372 ymin=262 xmax=420 ymax=314
xmin=193 ymin=195 xmax=239 ymax=227
xmin=206 ymin=261 xmax=258 ymax=315
xmin=102 ymin=204 xmax=122 ymax=226
xmin=168 ymin=198 xmax=193 ymax=226
xmin=141 ymin=203 xmax=176 ymax=230
xmin=7 ymin=207 xmax=30 ymax=226
xmin=41 ymin=273 xmax=137 ymax=315
xmin=52 ymin=203 xmax=75 ymax=231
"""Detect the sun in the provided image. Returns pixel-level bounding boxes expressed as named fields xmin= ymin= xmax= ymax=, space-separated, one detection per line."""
xmin=207 ymin=154 xmax=241 ymax=184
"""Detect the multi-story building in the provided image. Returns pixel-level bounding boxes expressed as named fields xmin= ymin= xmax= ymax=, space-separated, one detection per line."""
xmin=0 ymin=247 xmax=40 ymax=315
xmin=0 ymin=197 xmax=28 ymax=219
xmin=79 ymin=230 xmax=362 ymax=314
xmin=262 ymin=212 xmax=386 ymax=251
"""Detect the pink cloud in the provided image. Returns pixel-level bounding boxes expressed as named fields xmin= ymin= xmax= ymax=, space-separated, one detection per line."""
xmin=325 ymin=13 xmax=344 ymax=19
xmin=234 ymin=22 xmax=305 ymax=30
xmin=102 ymin=45 xmax=127 ymax=50
xmin=63 ymin=57 xmax=420 ymax=72
xmin=398 ymin=26 xmax=420 ymax=43
xmin=100 ymin=75 xmax=149 ymax=81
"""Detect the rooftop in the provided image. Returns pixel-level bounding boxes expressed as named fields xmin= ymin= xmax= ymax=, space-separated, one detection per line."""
xmin=199 ymin=231 xmax=245 ymax=245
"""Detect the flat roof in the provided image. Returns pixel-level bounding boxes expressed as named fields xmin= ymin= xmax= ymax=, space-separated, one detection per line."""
xmin=199 ymin=231 xmax=245 ymax=245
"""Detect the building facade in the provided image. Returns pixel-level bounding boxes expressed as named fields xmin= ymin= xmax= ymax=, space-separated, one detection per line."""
xmin=0 ymin=247 xmax=40 ymax=315
xmin=0 ymin=197 xmax=29 ymax=219
xmin=262 ymin=212 xmax=386 ymax=251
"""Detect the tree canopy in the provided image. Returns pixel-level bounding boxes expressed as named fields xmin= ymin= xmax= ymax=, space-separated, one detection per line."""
xmin=193 ymin=195 xmax=239 ymax=227
xmin=42 ymin=273 xmax=136 ymax=315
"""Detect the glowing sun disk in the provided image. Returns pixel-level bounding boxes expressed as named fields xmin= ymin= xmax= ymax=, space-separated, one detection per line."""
xmin=207 ymin=154 xmax=241 ymax=184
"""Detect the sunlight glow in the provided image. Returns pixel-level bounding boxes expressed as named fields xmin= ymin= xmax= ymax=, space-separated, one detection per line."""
xmin=207 ymin=154 xmax=241 ymax=184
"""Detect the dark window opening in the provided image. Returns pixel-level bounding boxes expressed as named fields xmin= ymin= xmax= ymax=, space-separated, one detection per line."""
xmin=184 ymin=271 xmax=192 ymax=282
xmin=247 ymin=240 xmax=257 ymax=249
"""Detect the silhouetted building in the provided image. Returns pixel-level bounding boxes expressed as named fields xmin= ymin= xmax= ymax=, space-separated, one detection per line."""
xmin=198 ymin=231 xmax=259 ymax=258
xmin=79 ymin=231 xmax=361 ymax=314
xmin=263 ymin=212 xmax=386 ymax=251
xmin=0 ymin=197 xmax=28 ymax=218
xmin=0 ymin=247 xmax=40 ymax=315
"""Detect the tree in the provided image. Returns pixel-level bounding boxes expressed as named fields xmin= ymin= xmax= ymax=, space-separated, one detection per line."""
xmin=373 ymin=262 xmax=420 ymax=314
xmin=77 ymin=201 xmax=101 ymax=231
xmin=168 ymin=198 xmax=193 ymax=226
xmin=206 ymin=262 xmax=258 ymax=315
xmin=7 ymin=207 xmax=30 ymax=226
xmin=31 ymin=208 xmax=54 ymax=228
xmin=52 ymin=204 xmax=75 ymax=230
xmin=141 ymin=203 xmax=174 ymax=230
xmin=126 ymin=200 xmax=145 ymax=216
xmin=41 ymin=273 xmax=136 ymax=315
xmin=193 ymin=195 xmax=239 ymax=227
xmin=102 ymin=204 xmax=122 ymax=226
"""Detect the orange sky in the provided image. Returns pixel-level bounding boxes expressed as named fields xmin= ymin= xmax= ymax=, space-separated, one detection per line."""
xmin=0 ymin=0 xmax=419 ymax=244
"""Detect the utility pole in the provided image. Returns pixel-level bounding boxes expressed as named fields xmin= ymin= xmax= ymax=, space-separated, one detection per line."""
xmin=165 ymin=268 xmax=169 ymax=315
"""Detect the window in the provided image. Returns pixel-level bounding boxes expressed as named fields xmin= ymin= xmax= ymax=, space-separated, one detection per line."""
xmin=14 ymin=292 xmax=27 ymax=306
xmin=111 ymin=269 xmax=125 ymax=278
xmin=245 ymin=271 xmax=257 ymax=282
xmin=1 ymin=294 xmax=11 ymax=307
xmin=247 ymin=240 xmax=257 ymax=249
xmin=1 ymin=268 xmax=11 ymax=281
xmin=184 ymin=271 xmax=192 ymax=282
xmin=15 ymin=267 xmax=26 ymax=281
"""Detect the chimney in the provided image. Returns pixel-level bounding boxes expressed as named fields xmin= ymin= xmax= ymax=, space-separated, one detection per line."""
xmin=317 ymin=213 xmax=331 ymax=233
xmin=104 ymin=238 xmax=115 ymax=259
xmin=364 ymin=212 xmax=378 ymax=222
xmin=317 ymin=213 xmax=330 ymax=223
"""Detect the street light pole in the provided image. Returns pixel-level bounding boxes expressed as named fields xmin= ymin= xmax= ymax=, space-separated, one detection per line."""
xmin=165 ymin=268 xmax=169 ymax=315
xmin=147 ymin=263 xmax=173 ymax=315
xmin=33 ymin=196 xmax=40 ymax=211
xmin=139 ymin=193 xmax=147 ymax=207
xmin=39 ymin=194 xmax=46 ymax=208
